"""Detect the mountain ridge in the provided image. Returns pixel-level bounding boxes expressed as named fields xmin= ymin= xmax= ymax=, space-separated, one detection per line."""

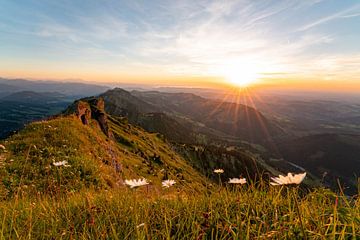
xmin=0 ymin=77 xmax=109 ymax=97
xmin=101 ymin=88 xmax=286 ymax=146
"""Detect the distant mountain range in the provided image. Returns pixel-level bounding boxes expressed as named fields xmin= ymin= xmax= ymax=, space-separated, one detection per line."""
xmin=0 ymin=78 xmax=109 ymax=98
xmin=0 ymin=91 xmax=71 ymax=138
xmin=277 ymin=133 xmax=360 ymax=194
xmin=255 ymin=99 xmax=360 ymax=137
xmin=0 ymin=79 xmax=359 ymax=194
xmin=0 ymin=78 xmax=109 ymax=139
xmin=1 ymin=91 xmax=68 ymax=103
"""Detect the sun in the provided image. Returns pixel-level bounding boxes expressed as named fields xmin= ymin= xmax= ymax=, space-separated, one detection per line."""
xmin=225 ymin=66 xmax=259 ymax=87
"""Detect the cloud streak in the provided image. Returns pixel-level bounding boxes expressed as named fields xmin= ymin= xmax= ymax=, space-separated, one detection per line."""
xmin=297 ymin=3 xmax=360 ymax=31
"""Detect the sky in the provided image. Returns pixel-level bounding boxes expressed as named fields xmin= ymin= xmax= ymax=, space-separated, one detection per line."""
xmin=0 ymin=0 xmax=360 ymax=91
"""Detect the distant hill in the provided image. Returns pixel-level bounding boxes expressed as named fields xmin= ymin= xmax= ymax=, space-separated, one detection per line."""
xmin=100 ymin=88 xmax=159 ymax=121
xmin=137 ymin=113 xmax=196 ymax=143
xmin=0 ymin=78 xmax=109 ymax=97
xmin=1 ymin=91 xmax=68 ymax=103
xmin=0 ymin=83 xmax=19 ymax=97
xmin=100 ymin=88 xmax=285 ymax=146
xmin=0 ymin=91 xmax=72 ymax=139
xmin=240 ymin=98 xmax=360 ymax=136
xmin=277 ymin=133 xmax=360 ymax=194
xmin=131 ymin=90 xmax=286 ymax=143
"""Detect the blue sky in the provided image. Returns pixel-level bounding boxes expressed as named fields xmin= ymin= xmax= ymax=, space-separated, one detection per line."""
xmin=0 ymin=0 xmax=359 ymax=87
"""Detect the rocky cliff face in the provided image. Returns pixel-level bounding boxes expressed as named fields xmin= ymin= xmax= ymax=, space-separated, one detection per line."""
xmin=64 ymin=97 xmax=111 ymax=137
xmin=74 ymin=101 xmax=92 ymax=125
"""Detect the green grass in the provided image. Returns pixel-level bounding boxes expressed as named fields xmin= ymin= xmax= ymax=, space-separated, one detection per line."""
xmin=0 ymin=115 xmax=359 ymax=239
xmin=0 ymin=184 xmax=358 ymax=239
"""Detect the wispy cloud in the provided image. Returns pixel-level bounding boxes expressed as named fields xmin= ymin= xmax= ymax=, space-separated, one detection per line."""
xmin=297 ymin=4 xmax=360 ymax=31
xmin=129 ymin=1 xmax=339 ymax=77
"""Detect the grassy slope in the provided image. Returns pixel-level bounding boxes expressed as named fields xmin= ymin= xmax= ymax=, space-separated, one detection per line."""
xmin=106 ymin=115 xmax=207 ymax=190
xmin=0 ymin=115 xmax=359 ymax=239
xmin=0 ymin=115 xmax=207 ymax=199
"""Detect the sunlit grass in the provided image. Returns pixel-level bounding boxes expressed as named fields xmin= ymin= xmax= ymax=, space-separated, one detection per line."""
xmin=0 ymin=115 xmax=359 ymax=239
xmin=0 ymin=184 xmax=358 ymax=239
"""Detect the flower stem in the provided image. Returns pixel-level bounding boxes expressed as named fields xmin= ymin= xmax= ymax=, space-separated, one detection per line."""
xmin=292 ymin=188 xmax=307 ymax=240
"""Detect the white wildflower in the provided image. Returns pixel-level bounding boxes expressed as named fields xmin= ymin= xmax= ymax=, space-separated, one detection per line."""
xmin=270 ymin=172 xmax=306 ymax=186
xmin=214 ymin=169 xmax=224 ymax=174
xmin=228 ymin=178 xmax=247 ymax=184
xmin=162 ymin=179 xmax=176 ymax=188
xmin=53 ymin=160 xmax=71 ymax=167
xmin=124 ymin=178 xmax=149 ymax=188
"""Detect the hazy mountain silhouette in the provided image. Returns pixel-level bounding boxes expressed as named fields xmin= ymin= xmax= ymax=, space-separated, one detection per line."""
xmin=0 ymin=78 xmax=109 ymax=97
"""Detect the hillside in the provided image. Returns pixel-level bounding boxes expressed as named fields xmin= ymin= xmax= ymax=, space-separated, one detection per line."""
xmin=100 ymin=88 xmax=285 ymax=146
xmin=0 ymin=91 xmax=72 ymax=139
xmin=0 ymin=97 xmax=359 ymax=239
xmin=0 ymin=97 xmax=208 ymax=199
xmin=239 ymin=97 xmax=360 ymax=136
xmin=100 ymin=88 xmax=197 ymax=143
xmin=100 ymin=88 xmax=159 ymax=120
xmin=277 ymin=133 xmax=360 ymax=194
xmin=131 ymin=90 xmax=286 ymax=144
xmin=137 ymin=112 xmax=196 ymax=143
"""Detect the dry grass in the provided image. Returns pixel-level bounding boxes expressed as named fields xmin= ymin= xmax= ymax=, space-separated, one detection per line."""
xmin=0 ymin=183 xmax=359 ymax=239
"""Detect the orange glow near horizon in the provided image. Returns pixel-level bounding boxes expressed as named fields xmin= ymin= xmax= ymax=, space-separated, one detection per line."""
xmin=1 ymin=68 xmax=360 ymax=93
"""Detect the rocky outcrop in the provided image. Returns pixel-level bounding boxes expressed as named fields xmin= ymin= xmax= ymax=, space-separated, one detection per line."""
xmin=75 ymin=101 xmax=92 ymax=125
xmin=65 ymin=97 xmax=111 ymax=137
xmin=87 ymin=98 xmax=110 ymax=137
